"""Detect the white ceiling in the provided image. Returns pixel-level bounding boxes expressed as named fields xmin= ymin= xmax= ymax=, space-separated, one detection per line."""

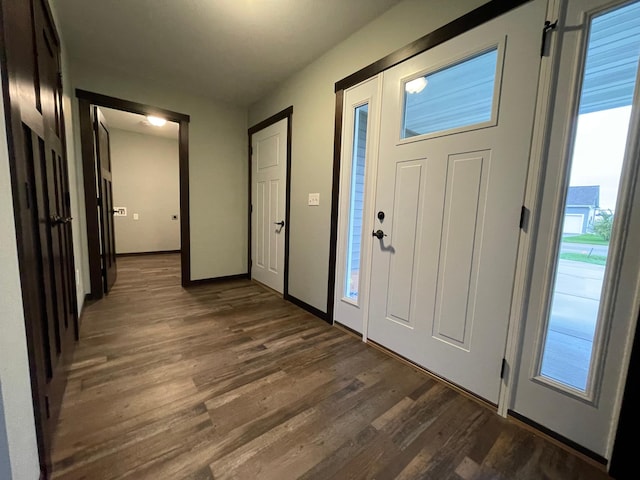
xmin=54 ymin=0 xmax=404 ymax=106
xmin=100 ymin=107 xmax=179 ymax=139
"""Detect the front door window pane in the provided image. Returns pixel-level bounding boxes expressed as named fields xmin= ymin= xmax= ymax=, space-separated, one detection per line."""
xmin=540 ymin=1 xmax=640 ymax=391
xmin=402 ymin=48 xmax=498 ymax=138
xmin=345 ymin=104 xmax=369 ymax=301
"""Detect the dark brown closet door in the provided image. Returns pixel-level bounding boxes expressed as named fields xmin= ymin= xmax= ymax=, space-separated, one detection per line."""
xmin=0 ymin=0 xmax=78 ymax=473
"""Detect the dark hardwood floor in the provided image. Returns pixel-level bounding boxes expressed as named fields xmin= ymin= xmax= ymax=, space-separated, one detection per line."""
xmin=51 ymin=254 xmax=609 ymax=479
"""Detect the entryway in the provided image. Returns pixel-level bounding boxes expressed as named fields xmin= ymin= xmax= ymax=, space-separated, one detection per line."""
xmin=334 ymin=0 xmax=545 ymax=404
xmin=331 ymin=0 xmax=640 ymax=464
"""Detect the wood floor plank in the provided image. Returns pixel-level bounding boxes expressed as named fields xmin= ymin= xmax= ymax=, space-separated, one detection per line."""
xmin=50 ymin=254 xmax=610 ymax=479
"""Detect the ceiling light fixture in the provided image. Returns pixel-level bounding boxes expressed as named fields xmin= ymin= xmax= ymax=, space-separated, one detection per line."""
xmin=405 ymin=77 xmax=428 ymax=94
xmin=147 ymin=115 xmax=167 ymax=127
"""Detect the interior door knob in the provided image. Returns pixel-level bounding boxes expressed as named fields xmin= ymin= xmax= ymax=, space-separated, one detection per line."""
xmin=274 ymin=220 xmax=285 ymax=228
xmin=372 ymin=229 xmax=386 ymax=239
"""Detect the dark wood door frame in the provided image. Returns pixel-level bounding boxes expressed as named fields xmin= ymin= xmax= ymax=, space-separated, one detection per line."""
xmin=76 ymin=89 xmax=191 ymax=297
xmin=247 ymin=106 xmax=294 ymax=298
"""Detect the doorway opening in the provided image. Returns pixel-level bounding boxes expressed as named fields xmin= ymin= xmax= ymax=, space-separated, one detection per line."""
xmin=77 ymin=90 xmax=191 ymax=299
xmin=101 ymin=107 xmax=181 ymax=262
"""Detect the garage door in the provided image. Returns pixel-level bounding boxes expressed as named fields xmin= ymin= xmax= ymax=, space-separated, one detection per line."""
xmin=562 ymin=214 xmax=583 ymax=234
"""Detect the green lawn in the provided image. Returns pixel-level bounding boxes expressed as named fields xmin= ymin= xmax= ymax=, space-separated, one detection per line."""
xmin=562 ymin=234 xmax=609 ymax=245
xmin=560 ymin=252 xmax=607 ymax=266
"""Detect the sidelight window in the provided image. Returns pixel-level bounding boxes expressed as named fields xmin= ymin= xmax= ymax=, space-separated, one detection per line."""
xmin=344 ymin=104 xmax=369 ymax=301
xmin=539 ymin=1 xmax=640 ymax=392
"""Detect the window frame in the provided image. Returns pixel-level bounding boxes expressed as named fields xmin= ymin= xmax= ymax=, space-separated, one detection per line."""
xmin=396 ymin=39 xmax=506 ymax=145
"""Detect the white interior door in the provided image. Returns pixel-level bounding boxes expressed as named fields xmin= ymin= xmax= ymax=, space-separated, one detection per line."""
xmin=251 ymin=119 xmax=287 ymax=293
xmin=367 ymin=0 xmax=547 ymax=404
xmin=334 ymin=77 xmax=381 ymax=333
xmin=511 ymin=0 xmax=640 ymax=460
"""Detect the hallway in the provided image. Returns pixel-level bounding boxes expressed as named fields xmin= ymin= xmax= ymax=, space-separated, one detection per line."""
xmin=50 ymin=255 xmax=607 ymax=479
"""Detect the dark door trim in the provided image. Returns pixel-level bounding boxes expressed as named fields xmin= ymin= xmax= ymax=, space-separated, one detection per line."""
xmin=76 ymin=89 xmax=191 ymax=296
xmin=327 ymin=0 xmax=533 ymax=322
xmin=334 ymin=0 xmax=531 ymax=92
xmin=248 ymin=106 xmax=293 ymax=298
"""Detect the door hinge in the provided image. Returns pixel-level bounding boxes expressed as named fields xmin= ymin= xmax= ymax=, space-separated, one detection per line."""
xmin=250 ymin=204 xmax=253 ymax=213
xmin=57 ymin=72 xmax=63 ymax=89
xmin=500 ymin=358 xmax=508 ymax=380
xmin=519 ymin=205 xmax=530 ymax=231
xmin=249 ymin=145 xmax=253 ymax=156
xmin=101 ymin=267 xmax=106 ymax=278
xmin=541 ymin=19 xmax=558 ymax=57
xmin=44 ymin=395 xmax=50 ymax=418
xmin=97 ymin=196 xmax=102 ymax=207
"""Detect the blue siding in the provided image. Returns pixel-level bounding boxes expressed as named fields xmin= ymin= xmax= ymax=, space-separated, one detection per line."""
xmin=345 ymin=106 xmax=369 ymax=299
xmin=580 ymin=2 xmax=640 ymax=114
xmin=403 ymin=49 xmax=498 ymax=138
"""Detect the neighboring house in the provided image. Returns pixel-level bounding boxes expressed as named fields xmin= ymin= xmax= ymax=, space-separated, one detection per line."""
xmin=563 ymin=185 xmax=600 ymax=234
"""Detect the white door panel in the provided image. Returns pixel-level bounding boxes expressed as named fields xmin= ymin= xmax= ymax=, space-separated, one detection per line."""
xmin=252 ymin=119 xmax=287 ymax=293
xmin=385 ymin=159 xmax=426 ymax=327
xmin=368 ymin=0 xmax=547 ymax=404
xmin=434 ymin=151 xmax=489 ymax=351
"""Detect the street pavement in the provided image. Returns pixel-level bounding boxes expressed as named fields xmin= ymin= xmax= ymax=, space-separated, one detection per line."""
xmin=560 ymin=242 xmax=609 ymax=257
xmin=540 ymin=259 xmax=605 ymax=391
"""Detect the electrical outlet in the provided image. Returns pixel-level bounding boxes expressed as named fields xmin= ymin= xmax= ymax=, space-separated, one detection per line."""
xmin=308 ymin=193 xmax=320 ymax=206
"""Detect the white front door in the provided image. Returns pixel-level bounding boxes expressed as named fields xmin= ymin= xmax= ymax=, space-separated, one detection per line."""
xmin=511 ymin=0 xmax=640 ymax=459
xmin=251 ymin=119 xmax=287 ymax=293
xmin=367 ymin=0 xmax=546 ymax=404
xmin=334 ymin=77 xmax=381 ymax=333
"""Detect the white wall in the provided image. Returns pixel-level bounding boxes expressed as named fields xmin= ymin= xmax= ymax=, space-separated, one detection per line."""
xmin=110 ymin=129 xmax=180 ymax=254
xmin=0 ymin=64 xmax=41 ymax=480
xmin=249 ymin=0 xmax=486 ymax=311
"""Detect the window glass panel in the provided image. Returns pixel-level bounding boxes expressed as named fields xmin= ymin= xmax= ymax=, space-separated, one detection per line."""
xmin=540 ymin=1 xmax=640 ymax=391
xmin=345 ymin=104 xmax=369 ymax=301
xmin=402 ymin=48 xmax=498 ymax=138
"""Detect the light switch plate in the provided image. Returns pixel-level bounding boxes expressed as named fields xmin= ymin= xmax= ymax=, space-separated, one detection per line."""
xmin=133 ymin=213 xmax=139 ymax=220
xmin=308 ymin=193 xmax=320 ymax=206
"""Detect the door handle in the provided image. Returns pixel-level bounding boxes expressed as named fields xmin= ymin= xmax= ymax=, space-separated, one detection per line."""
xmin=50 ymin=214 xmax=63 ymax=225
xmin=372 ymin=229 xmax=387 ymax=239
xmin=274 ymin=220 xmax=285 ymax=228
